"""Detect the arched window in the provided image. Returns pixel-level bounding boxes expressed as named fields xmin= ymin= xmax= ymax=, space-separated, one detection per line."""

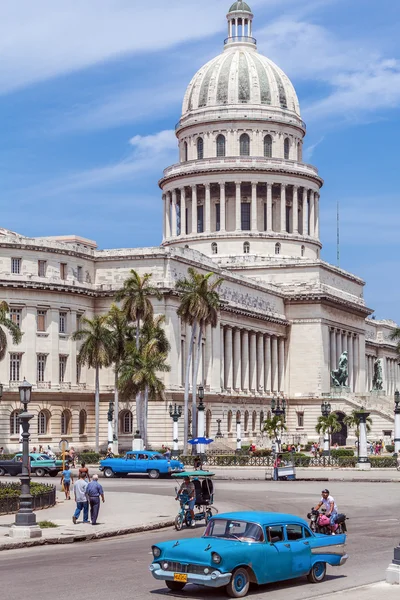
xmin=183 ymin=141 xmax=188 ymax=162
xmin=264 ymin=134 xmax=272 ymax=158
xmin=120 ymin=410 xmax=133 ymax=434
xmin=216 ymin=134 xmax=226 ymax=157
xmin=197 ymin=137 xmax=204 ymax=160
xmin=244 ymin=410 xmax=249 ymax=432
xmin=38 ymin=410 xmax=49 ymax=435
xmin=61 ymin=410 xmax=71 ymax=435
xmin=243 ymin=241 xmax=250 ymax=254
xmin=301 ymin=245 xmax=305 ymax=257
xmin=206 ymin=409 xmax=212 ymax=437
xmin=252 ymin=410 xmax=257 ymax=432
xmin=240 ymin=133 xmax=250 ymax=156
xmin=227 ymin=410 xmax=233 ymax=433
xmin=275 ymin=242 xmax=281 ymax=255
xmin=79 ymin=409 xmax=87 ymax=435
xmin=259 ymin=411 xmax=265 ymax=431
xmin=297 ymin=141 xmax=302 ymax=162
xmin=211 ymin=242 xmax=218 ymax=255
xmin=284 ymin=138 xmax=290 ymax=159
xmin=236 ymin=410 xmax=241 ymax=424
xmin=10 ymin=410 xmax=20 ymax=435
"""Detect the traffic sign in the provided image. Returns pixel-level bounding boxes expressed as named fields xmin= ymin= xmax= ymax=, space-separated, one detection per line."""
xmin=59 ymin=438 xmax=69 ymax=452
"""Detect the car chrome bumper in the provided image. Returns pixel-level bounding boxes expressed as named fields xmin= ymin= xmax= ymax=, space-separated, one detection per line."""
xmin=149 ymin=564 xmax=231 ymax=588
xmin=339 ymin=554 xmax=349 ymax=565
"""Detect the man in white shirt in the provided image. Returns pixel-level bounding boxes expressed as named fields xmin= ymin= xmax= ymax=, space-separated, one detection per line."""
xmin=315 ymin=489 xmax=338 ymax=526
xmin=72 ymin=472 xmax=89 ymax=524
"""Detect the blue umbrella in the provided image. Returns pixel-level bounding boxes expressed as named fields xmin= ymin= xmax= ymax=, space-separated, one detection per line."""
xmin=188 ymin=437 xmax=213 ymax=445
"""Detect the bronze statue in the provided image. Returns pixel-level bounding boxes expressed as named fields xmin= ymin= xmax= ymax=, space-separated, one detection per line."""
xmin=372 ymin=358 xmax=383 ymax=391
xmin=331 ymin=351 xmax=348 ymax=387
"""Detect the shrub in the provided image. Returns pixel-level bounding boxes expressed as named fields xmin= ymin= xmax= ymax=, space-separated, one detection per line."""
xmin=38 ymin=520 xmax=58 ymax=528
xmin=78 ymin=452 xmax=102 ymax=464
xmin=385 ymin=445 xmax=394 ymax=454
xmin=0 ymin=482 xmax=54 ymax=498
xmin=253 ymin=449 xmax=272 ymax=457
xmin=337 ymin=457 xmax=357 ymax=467
xmin=331 ymin=449 xmax=355 ymax=458
xmin=369 ymin=456 xmax=397 ymax=468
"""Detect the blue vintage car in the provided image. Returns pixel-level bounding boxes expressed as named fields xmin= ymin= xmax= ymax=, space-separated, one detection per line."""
xmin=99 ymin=450 xmax=184 ymax=479
xmin=150 ymin=511 xmax=348 ymax=597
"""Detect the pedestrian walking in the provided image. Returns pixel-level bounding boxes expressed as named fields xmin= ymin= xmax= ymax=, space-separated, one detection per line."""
xmin=72 ymin=472 xmax=89 ymax=524
xmin=60 ymin=464 xmax=74 ymax=500
xmin=78 ymin=461 xmax=90 ymax=481
xmin=86 ymin=474 xmax=105 ymax=525
xmin=70 ymin=446 xmax=76 ymax=467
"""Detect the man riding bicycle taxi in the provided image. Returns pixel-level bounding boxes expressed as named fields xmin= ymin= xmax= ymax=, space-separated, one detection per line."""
xmin=175 ymin=475 xmax=196 ymax=527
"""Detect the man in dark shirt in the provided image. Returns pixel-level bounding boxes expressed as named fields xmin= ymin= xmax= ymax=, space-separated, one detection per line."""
xmin=85 ymin=474 xmax=105 ymax=525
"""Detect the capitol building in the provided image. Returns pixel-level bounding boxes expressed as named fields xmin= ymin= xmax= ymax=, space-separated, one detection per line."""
xmin=0 ymin=1 xmax=399 ymax=452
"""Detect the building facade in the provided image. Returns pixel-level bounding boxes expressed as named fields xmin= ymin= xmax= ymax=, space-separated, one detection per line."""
xmin=0 ymin=2 xmax=398 ymax=452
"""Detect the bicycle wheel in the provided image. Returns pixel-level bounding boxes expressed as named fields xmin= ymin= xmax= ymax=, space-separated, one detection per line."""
xmin=174 ymin=514 xmax=184 ymax=531
xmin=184 ymin=511 xmax=192 ymax=527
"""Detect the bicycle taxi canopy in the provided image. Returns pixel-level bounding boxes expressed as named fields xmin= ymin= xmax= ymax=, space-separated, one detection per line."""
xmin=173 ymin=470 xmax=215 ymax=478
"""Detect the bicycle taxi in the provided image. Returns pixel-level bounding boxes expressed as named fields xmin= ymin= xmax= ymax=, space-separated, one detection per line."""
xmin=173 ymin=470 xmax=217 ymax=530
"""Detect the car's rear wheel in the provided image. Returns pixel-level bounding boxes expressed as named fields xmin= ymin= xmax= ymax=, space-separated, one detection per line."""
xmin=0 ymin=467 xmax=5 ymax=476
xmin=166 ymin=581 xmax=186 ymax=591
xmin=49 ymin=472 xmax=58 ymax=477
xmin=174 ymin=514 xmax=184 ymax=531
xmin=103 ymin=467 xmax=115 ymax=478
xmin=226 ymin=567 xmax=250 ymax=598
xmin=148 ymin=469 xmax=160 ymax=479
xmin=307 ymin=562 xmax=327 ymax=583
xmin=35 ymin=468 xmax=46 ymax=477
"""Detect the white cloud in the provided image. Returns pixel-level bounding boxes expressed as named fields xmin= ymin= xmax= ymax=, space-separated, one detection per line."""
xmin=129 ymin=130 xmax=177 ymax=154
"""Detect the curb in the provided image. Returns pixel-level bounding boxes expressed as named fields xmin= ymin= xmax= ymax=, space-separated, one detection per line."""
xmin=215 ymin=476 xmax=397 ymax=483
xmin=0 ymin=519 xmax=175 ymax=552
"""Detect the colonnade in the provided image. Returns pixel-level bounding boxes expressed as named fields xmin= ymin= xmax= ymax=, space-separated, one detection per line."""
xmin=329 ymin=328 xmax=359 ymax=392
xmin=163 ymin=182 xmax=320 ymax=241
xmin=220 ymin=325 xmax=286 ymax=393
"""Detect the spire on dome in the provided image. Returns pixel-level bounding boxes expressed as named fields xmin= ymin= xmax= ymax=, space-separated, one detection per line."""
xmin=226 ymin=1 xmax=256 ymax=48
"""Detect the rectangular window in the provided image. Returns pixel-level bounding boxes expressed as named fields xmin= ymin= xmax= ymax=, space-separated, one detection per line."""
xmin=37 ymin=354 xmax=46 ymax=382
xmin=38 ymin=260 xmax=47 ymax=277
xmin=241 ymin=202 xmax=251 ymax=230
xmin=216 ymin=203 xmax=221 ymax=232
xmin=11 ymin=258 xmax=21 ymax=274
xmin=297 ymin=412 xmax=304 ymax=427
xmin=59 ymin=355 xmax=67 ymax=383
xmin=10 ymin=353 xmax=21 ymax=381
xmin=77 ymin=266 xmax=83 ymax=283
xmin=59 ymin=312 xmax=67 ymax=334
xmin=197 ymin=205 xmax=204 ymax=233
xmin=60 ymin=263 xmax=67 ymax=280
xmin=10 ymin=308 xmax=22 ymax=328
xmin=37 ymin=310 xmax=46 ymax=332
xmin=286 ymin=206 xmax=291 ymax=233
xmin=185 ymin=207 xmax=188 ymax=235
xmin=76 ymin=313 xmax=82 ymax=331
xmin=263 ymin=203 xmax=267 ymax=231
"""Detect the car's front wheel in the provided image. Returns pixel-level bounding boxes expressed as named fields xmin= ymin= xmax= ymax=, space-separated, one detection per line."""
xmin=307 ymin=562 xmax=327 ymax=583
xmin=148 ymin=469 xmax=160 ymax=479
xmin=0 ymin=467 xmax=5 ymax=476
xmin=103 ymin=467 xmax=115 ymax=478
xmin=226 ymin=567 xmax=250 ymax=598
xmin=166 ymin=581 xmax=186 ymax=591
xmin=35 ymin=468 xmax=46 ymax=477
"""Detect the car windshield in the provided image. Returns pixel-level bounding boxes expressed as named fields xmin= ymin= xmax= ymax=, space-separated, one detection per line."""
xmin=204 ymin=519 xmax=264 ymax=543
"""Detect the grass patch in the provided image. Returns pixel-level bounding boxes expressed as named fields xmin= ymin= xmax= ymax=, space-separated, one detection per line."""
xmin=38 ymin=520 xmax=58 ymax=529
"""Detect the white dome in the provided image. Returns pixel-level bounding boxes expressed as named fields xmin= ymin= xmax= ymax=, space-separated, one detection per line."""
xmin=182 ymin=46 xmax=300 ymax=119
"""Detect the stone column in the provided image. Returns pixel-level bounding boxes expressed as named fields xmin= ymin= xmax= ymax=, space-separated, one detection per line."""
xmin=204 ymin=323 xmax=212 ymax=387
xmin=251 ymin=182 xmax=258 ymax=231
xmin=267 ymin=183 xmax=273 ymax=232
xmin=165 ymin=193 xmax=171 ymax=238
xmin=330 ymin=328 xmax=337 ymax=373
xmin=292 ymin=186 xmax=299 ymax=234
xmin=220 ymin=325 xmax=224 ymax=391
xmin=211 ymin=315 xmax=221 ymax=392
xmin=233 ymin=328 xmax=241 ymax=391
xmin=309 ymin=191 xmax=315 ymax=237
xmin=235 ymin=182 xmax=241 ymax=231
xmin=191 ymin=185 xmax=197 ymax=234
xmin=162 ymin=195 xmax=167 ymax=240
xmin=394 ymin=401 xmax=400 ymax=456
xmin=348 ymin=334 xmax=353 ymax=391
xmin=205 ymin=183 xmax=211 ymax=233
xmin=315 ymin=193 xmax=320 ymax=239
xmin=356 ymin=410 xmax=371 ymax=470
xmin=354 ymin=335 xmax=359 ymax=392
xmin=336 ymin=329 xmax=342 ymax=364
xmin=280 ymin=184 xmax=286 ymax=232
xmin=220 ymin=182 xmax=226 ymax=232
xmin=278 ymin=337 xmax=285 ymax=392
xmin=271 ymin=336 xmax=278 ymax=392
xmin=171 ymin=189 xmax=177 ymax=237
xmin=249 ymin=332 xmax=257 ymax=392
xmin=302 ymin=188 xmax=308 ymax=235
xmin=264 ymin=335 xmax=271 ymax=391
xmin=224 ymin=326 xmax=233 ymax=390
xmin=241 ymin=330 xmax=249 ymax=392
xmin=180 ymin=187 xmax=186 ymax=236
xmin=257 ymin=333 xmax=264 ymax=392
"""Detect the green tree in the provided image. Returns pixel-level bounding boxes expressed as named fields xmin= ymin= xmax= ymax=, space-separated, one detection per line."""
xmin=0 ymin=301 xmax=22 ymax=359
xmin=315 ymin=413 xmax=342 ymax=452
xmin=390 ymin=327 xmax=400 ymax=357
xmin=176 ymin=268 xmax=223 ymax=448
xmin=263 ymin=415 xmax=287 ymax=451
xmin=344 ymin=409 xmax=372 ymax=443
xmin=72 ymin=315 xmax=113 ymax=452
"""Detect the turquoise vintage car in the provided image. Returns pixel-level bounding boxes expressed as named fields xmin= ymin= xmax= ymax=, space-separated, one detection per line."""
xmin=99 ymin=451 xmax=184 ymax=479
xmin=150 ymin=511 xmax=348 ymax=598
xmin=14 ymin=453 xmax=60 ymax=477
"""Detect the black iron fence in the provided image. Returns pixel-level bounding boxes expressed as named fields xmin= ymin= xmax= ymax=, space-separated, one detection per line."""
xmin=181 ymin=454 xmax=397 ymax=468
xmin=0 ymin=483 xmax=56 ymax=515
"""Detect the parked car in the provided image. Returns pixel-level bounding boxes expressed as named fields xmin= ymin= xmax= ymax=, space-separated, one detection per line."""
xmin=149 ymin=511 xmax=348 ymax=598
xmin=0 ymin=453 xmax=59 ymax=477
xmin=99 ymin=450 xmax=184 ymax=479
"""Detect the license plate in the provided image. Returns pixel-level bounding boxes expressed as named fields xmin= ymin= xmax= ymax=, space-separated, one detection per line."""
xmin=174 ymin=573 xmax=187 ymax=583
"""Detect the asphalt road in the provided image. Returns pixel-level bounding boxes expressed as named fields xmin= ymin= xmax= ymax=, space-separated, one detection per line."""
xmin=0 ymin=480 xmax=399 ymax=600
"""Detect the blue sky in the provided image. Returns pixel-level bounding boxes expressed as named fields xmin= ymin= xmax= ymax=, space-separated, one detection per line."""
xmin=1 ymin=0 xmax=400 ymax=321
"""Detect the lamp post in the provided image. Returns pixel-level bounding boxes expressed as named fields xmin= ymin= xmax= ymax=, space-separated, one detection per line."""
xmin=197 ymin=385 xmax=205 ymax=455
xmin=10 ymin=379 xmax=42 ymax=539
xmin=236 ymin=418 xmax=242 ymax=453
xmin=355 ymin=407 xmax=371 ymax=470
xmin=321 ymin=401 xmax=332 ymax=457
xmin=169 ymin=403 xmax=182 ymax=457
xmin=394 ymin=390 xmax=400 ymax=457
xmin=215 ymin=419 xmax=223 ymax=438
xmin=271 ymin=396 xmax=286 ymax=452
xmin=107 ymin=401 xmax=114 ymax=453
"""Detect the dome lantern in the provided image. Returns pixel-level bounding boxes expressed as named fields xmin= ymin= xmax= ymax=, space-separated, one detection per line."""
xmin=226 ymin=1 xmax=256 ymax=48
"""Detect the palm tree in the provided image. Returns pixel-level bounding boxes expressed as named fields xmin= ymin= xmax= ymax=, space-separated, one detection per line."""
xmin=0 ymin=301 xmax=22 ymax=359
xmin=72 ymin=315 xmax=113 ymax=452
xmin=344 ymin=409 xmax=372 ymax=449
xmin=176 ymin=268 xmax=223 ymax=448
xmin=390 ymin=327 xmax=400 ymax=357
xmin=263 ymin=415 xmax=287 ymax=451
xmin=106 ymin=304 xmax=130 ymax=451
xmin=315 ymin=413 xmax=342 ymax=452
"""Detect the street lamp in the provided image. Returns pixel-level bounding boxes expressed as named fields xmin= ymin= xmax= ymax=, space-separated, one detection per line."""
xmin=393 ymin=390 xmax=400 ymax=457
xmin=197 ymin=385 xmax=206 ymax=455
xmin=10 ymin=379 xmax=42 ymax=539
xmin=321 ymin=401 xmax=332 ymax=457
xmin=271 ymin=396 xmax=286 ymax=452
xmin=355 ymin=407 xmax=371 ymax=470
xmin=169 ymin=403 xmax=182 ymax=457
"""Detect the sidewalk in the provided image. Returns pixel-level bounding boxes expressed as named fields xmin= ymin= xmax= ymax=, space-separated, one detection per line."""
xmin=311 ymin=581 xmax=399 ymax=599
